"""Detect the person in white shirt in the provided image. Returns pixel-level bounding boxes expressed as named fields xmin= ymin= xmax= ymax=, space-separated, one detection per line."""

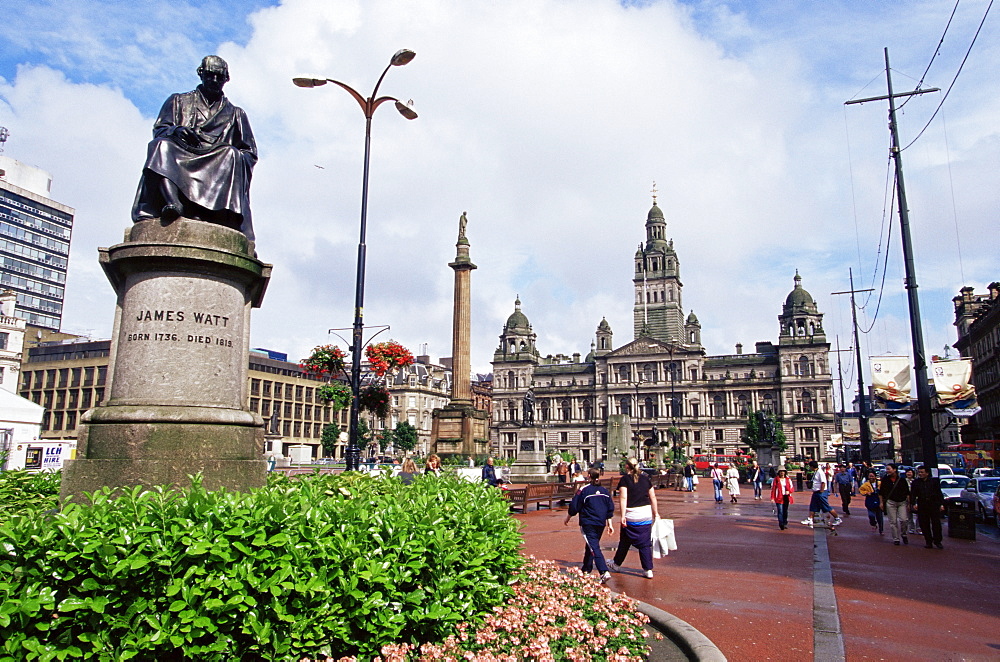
xmin=801 ymin=460 xmax=842 ymax=527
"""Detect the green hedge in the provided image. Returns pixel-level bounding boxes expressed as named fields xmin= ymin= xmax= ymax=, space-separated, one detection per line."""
xmin=0 ymin=469 xmax=60 ymax=526
xmin=0 ymin=473 xmax=523 ymax=661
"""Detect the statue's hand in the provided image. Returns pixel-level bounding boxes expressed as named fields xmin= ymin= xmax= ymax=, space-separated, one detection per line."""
xmin=174 ymin=126 xmax=201 ymax=147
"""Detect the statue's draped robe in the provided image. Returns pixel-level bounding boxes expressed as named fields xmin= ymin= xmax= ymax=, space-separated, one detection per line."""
xmin=132 ymin=87 xmax=257 ymax=239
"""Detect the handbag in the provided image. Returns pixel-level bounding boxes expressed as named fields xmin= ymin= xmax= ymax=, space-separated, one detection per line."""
xmin=692 ymin=474 xmax=700 ymax=485
xmin=651 ymin=518 xmax=677 ymax=558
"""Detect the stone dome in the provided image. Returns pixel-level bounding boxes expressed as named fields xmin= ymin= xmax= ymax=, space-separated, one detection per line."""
xmin=647 ymin=203 xmax=664 ymax=221
xmin=505 ymin=297 xmax=530 ymax=330
xmin=784 ymin=272 xmax=815 ymax=308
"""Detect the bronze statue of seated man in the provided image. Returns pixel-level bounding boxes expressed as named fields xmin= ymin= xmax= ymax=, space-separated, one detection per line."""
xmin=131 ymin=55 xmax=257 ymax=242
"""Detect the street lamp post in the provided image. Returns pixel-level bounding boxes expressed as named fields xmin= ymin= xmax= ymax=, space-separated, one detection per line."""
xmin=293 ymin=50 xmax=417 ymax=472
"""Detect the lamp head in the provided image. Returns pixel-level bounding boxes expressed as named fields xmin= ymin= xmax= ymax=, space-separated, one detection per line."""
xmin=292 ymin=77 xmax=329 ymax=88
xmin=391 ymin=49 xmax=416 ymax=66
xmin=395 ymin=99 xmax=418 ymax=120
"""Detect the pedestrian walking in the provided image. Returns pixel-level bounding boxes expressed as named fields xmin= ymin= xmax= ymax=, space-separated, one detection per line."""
xmin=683 ymin=460 xmax=696 ymax=492
xmin=834 ymin=464 xmax=854 ymax=515
xmin=608 ymin=457 xmax=660 ymax=579
xmin=726 ymin=464 xmax=741 ymax=503
xmin=910 ymin=466 xmax=945 ymax=549
xmin=904 ymin=468 xmax=920 ymax=534
xmin=564 ymin=468 xmax=616 ymax=583
xmin=859 ymin=471 xmax=884 ymax=535
xmin=879 ymin=463 xmax=910 ymax=545
xmin=770 ymin=468 xmax=795 ymax=530
xmin=710 ymin=464 xmax=725 ymax=503
xmin=801 ymin=460 xmax=842 ymax=527
xmin=750 ymin=462 xmax=765 ymax=500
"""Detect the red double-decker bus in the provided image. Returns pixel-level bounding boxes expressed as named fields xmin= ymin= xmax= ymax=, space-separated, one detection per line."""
xmin=693 ymin=453 xmax=743 ymax=473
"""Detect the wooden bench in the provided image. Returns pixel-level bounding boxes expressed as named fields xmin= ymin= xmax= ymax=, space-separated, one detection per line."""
xmin=506 ymin=482 xmax=559 ymax=512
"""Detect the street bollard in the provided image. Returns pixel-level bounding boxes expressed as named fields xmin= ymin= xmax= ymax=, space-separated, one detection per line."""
xmin=796 ymin=472 xmax=804 ymax=491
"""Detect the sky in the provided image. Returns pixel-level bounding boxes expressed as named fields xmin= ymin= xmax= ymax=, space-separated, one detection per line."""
xmin=1 ymin=0 xmax=997 ymax=410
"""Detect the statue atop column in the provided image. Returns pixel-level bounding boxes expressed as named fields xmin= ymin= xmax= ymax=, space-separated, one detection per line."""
xmin=131 ymin=55 xmax=258 ymax=241
xmin=458 ymin=211 xmax=468 ymax=242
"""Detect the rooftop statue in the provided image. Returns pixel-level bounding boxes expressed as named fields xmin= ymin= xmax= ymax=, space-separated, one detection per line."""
xmin=131 ymin=55 xmax=258 ymax=241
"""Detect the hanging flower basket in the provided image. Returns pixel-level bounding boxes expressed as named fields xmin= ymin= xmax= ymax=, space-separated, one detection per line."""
xmin=365 ymin=340 xmax=414 ymax=377
xmin=359 ymin=384 xmax=392 ymax=419
xmin=300 ymin=344 xmax=347 ymax=379
xmin=316 ymin=382 xmax=352 ymax=410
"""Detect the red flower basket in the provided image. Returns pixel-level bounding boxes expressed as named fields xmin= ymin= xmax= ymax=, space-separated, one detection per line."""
xmin=300 ymin=345 xmax=347 ymax=379
xmin=359 ymin=384 xmax=392 ymax=419
xmin=365 ymin=340 xmax=414 ymax=377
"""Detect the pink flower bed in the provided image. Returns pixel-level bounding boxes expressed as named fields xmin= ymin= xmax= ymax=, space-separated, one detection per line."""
xmin=312 ymin=558 xmax=650 ymax=662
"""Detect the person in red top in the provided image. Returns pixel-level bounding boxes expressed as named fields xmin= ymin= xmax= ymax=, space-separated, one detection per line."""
xmin=770 ymin=468 xmax=795 ymax=530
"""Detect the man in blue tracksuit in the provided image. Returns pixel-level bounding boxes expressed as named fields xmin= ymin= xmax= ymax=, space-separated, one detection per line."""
xmin=565 ymin=468 xmax=616 ymax=583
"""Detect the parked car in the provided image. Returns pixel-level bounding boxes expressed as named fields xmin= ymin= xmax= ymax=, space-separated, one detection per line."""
xmin=939 ymin=475 xmax=970 ymax=501
xmin=972 ymin=467 xmax=999 ymax=478
xmin=959 ymin=477 xmax=1000 ymax=523
xmin=913 ymin=463 xmax=955 ymax=477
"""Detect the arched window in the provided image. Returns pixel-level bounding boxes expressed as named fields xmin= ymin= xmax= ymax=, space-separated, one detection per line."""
xmin=712 ymin=395 xmax=726 ymax=417
xmin=798 ymin=355 xmax=810 ymax=377
xmin=619 ymin=396 xmax=631 ymax=416
xmin=671 ymin=397 xmax=682 ymax=418
xmin=644 ymin=396 xmax=657 ymax=419
xmin=582 ymin=399 xmax=593 ymax=420
xmin=600 ymin=337 xmax=608 ymax=349
xmin=668 ymin=288 xmax=674 ymax=302
xmin=561 ymin=399 xmax=571 ymax=421
xmin=762 ymin=393 xmax=774 ymax=412
xmin=666 ymin=362 xmax=679 ymax=382
xmin=618 ymin=365 xmax=630 ymax=383
xmin=689 ymin=330 xmax=697 ymax=343
xmin=508 ymin=340 xmax=515 ymax=353
xmin=800 ymin=389 xmax=814 ymax=414
xmin=506 ymin=371 xmax=515 ymax=389
xmin=737 ymin=395 xmax=749 ymax=416
xmin=539 ymin=399 xmax=549 ymax=422
xmin=642 ymin=363 xmax=655 ymax=382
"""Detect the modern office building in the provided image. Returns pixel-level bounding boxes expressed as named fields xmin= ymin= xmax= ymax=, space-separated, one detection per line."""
xmin=490 ymin=197 xmax=836 ymax=464
xmin=0 ymin=155 xmax=75 ymax=331
xmin=18 ymin=339 xmax=347 ymax=459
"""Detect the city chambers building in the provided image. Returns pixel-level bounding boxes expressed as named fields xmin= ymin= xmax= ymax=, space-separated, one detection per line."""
xmin=490 ymin=199 xmax=835 ymax=465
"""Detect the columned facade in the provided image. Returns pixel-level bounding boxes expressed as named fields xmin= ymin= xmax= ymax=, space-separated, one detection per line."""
xmin=490 ymin=198 xmax=836 ymax=464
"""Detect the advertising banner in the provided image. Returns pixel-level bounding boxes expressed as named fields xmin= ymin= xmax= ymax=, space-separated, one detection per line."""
xmin=932 ymin=358 xmax=976 ymax=406
xmin=871 ymin=356 xmax=911 ymax=404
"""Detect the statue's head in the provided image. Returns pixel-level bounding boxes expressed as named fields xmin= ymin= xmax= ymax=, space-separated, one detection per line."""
xmin=197 ymin=56 xmax=230 ymax=92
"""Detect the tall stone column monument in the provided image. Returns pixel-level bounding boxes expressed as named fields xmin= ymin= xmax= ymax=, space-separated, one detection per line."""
xmin=431 ymin=213 xmax=489 ymax=457
xmin=61 ymin=56 xmax=270 ymax=501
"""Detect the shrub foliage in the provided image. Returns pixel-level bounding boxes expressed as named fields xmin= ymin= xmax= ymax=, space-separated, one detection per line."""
xmin=0 ymin=469 xmax=60 ymax=526
xmin=0 ymin=473 xmax=522 ymax=661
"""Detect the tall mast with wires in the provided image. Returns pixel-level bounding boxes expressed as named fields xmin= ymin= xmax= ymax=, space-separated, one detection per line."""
xmin=846 ymin=48 xmax=940 ymax=470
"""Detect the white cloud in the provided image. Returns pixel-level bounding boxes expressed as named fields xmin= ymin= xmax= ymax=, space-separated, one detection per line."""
xmin=0 ymin=0 xmax=996 ymax=384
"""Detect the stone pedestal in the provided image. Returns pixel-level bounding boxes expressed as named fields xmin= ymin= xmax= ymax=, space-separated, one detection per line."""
xmin=431 ymin=405 xmax=489 ymax=458
xmin=507 ymin=432 xmax=552 ymax=483
xmin=61 ymin=218 xmax=271 ymax=502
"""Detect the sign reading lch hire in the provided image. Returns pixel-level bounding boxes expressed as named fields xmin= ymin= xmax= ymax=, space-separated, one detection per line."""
xmin=110 ymin=274 xmax=246 ymax=409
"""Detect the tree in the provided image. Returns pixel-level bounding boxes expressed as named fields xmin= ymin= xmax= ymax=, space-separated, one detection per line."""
xmin=743 ymin=410 xmax=787 ymax=452
xmin=393 ymin=421 xmax=419 ymax=453
xmin=320 ymin=423 xmax=340 ymax=457
xmin=377 ymin=429 xmax=395 ymax=453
